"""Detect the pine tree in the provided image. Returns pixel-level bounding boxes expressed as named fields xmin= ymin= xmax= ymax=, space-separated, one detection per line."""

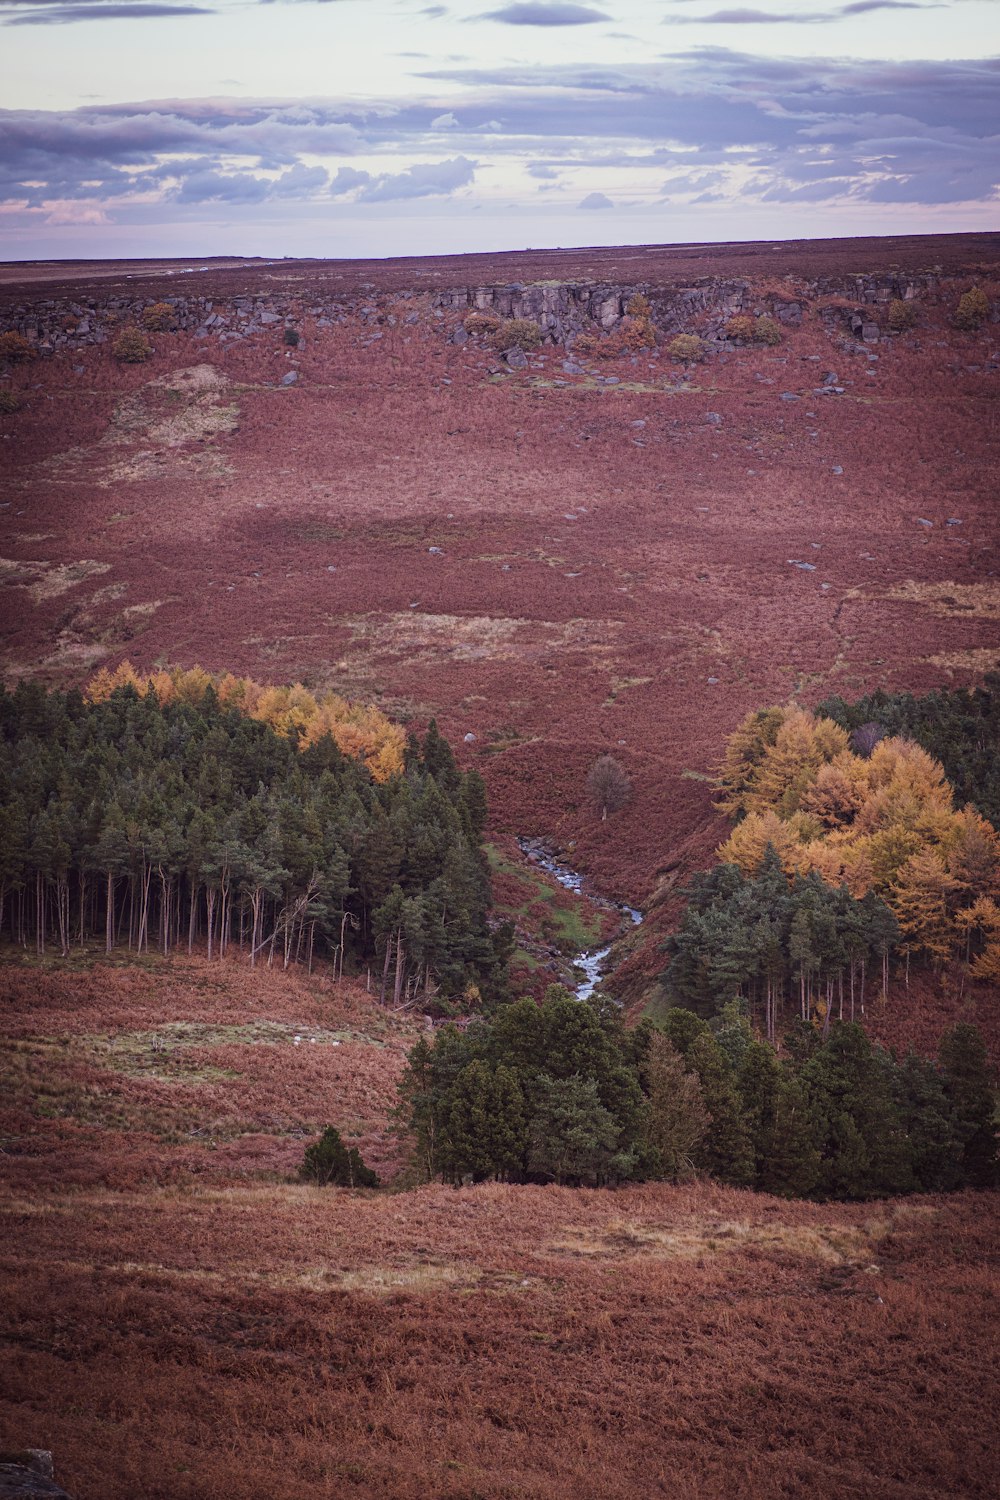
xmin=938 ymin=1023 xmax=998 ymax=1188
xmin=685 ymin=1032 xmax=753 ymax=1186
xmin=643 ymin=1031 xmax=708 ymax=1179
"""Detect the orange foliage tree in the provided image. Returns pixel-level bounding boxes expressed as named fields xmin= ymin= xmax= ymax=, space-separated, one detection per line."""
xmin=716 ymin=703 xmax=1000 ymax=977
xmin=85 ymin=661 xmax=405 ymax=781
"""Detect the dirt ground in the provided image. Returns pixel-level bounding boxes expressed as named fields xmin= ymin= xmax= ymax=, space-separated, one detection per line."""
xmin=1 ymin=958 xmax=998 ymax=1500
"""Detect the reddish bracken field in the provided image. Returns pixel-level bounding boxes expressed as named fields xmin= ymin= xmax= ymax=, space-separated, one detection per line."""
xmin=2 ymin=233 xmax=998 ymax=925
xmin=1 ymin=959 xmax=998 ymax=1500
xmin=1 ymin=237 xmax=999 ymax=1498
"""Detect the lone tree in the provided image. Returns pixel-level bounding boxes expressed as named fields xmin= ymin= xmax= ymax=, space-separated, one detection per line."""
xmin=300 ymin=1126 xmax=379 ymax=1187
xmin=586 ymin=754 xmax=632 ymax=821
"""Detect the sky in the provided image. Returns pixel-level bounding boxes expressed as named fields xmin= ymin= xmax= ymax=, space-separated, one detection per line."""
xmin=0 ymin=0 xmax=997 ymax=260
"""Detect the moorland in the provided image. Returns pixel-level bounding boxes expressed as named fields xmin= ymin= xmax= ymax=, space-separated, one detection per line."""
xmin=1 ymin=232 xmax=998 ymax=1498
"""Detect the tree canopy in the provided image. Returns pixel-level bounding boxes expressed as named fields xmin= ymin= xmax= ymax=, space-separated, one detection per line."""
xmin=0 ymin=677 xmax=509 ymax=1007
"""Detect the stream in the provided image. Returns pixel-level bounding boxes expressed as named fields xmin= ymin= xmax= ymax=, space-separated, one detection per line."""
xmin=517 ymin=838 xmax=643 ymax=1001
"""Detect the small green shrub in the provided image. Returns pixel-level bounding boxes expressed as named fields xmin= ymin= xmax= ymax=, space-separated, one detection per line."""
xmin=112 ymin=327 xmax=153 ymax=363
xmin=301 ymin=1126 xmax=380 ymax=1187
xmin=953 ymin=287 xmax=990 ymax=332
xmin=493 ymin=318 xmax=542 ymax=351
xmin=464 ymin=310 xmax=502 ymax=337
xmin=753 ymin=316 xmax=783 ymax=346
xmin=283 ymin=326 xmax=300 ymax=347
xmin=724 ymin=314 xmax=755 ymax=343
xmin=0 ymin=331 xmax=35 ymax=362
xmin=668 ymin=334 xmax=704 ymax=363
xmin=888 ymin=298 xmax=918 ymax=332
xmin=0 ymin=389 xmax=20 ymax=414
xmin=142 ymin=301 xmax=177 ymax=332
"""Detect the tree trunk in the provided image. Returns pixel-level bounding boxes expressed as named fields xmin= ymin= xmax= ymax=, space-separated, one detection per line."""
xmin=393 ymin=930 xmax=405 ymax=1008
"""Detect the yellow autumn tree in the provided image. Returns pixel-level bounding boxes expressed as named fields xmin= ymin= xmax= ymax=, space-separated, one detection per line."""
xmin=956 ymin=897 xmax=1000 ymax=982
xmin=890 ymin=849 xmax=960 ymax=971
xmin=713 ymin=705 xmax=786 ymax=817
xmin=85 ymin=661 xmax=405 ymax=781
xmin=717 ymin=808 xmax=804 ymax=875
xmin=715 ymin=703 xmax=1000 ymax=971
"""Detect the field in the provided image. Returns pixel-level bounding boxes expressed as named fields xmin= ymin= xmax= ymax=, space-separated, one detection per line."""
xmin=2 ymin=959 xmax=998 ymax=1500
xmin=1 ymin=234 xmax=999 ymax=1497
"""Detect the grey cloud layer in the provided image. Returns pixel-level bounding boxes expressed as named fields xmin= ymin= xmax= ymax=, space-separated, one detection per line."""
xmin=661 ymin=1 xmax=935 ymax=23
xmin=479 ymin=3 xmax=610 ymax=23
xmin=1 ymin=49 xmax=997 ymax=215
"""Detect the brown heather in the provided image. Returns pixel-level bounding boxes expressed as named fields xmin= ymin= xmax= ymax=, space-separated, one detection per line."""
xmin=1 ymin=957 xmax=998 ymax=1499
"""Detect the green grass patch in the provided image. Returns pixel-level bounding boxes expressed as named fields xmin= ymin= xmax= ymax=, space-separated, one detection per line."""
xmin=486 ymin=844 xmax=604 ymax=955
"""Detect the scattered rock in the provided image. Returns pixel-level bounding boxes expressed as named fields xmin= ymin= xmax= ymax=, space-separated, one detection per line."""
xmin=428 ymin=546 xmax=444 ymax=555
xmin=831 ymin=465 xmax=844 ymax=475
xmin=788 ymin=560 xmax=817 ymax=570
xmin=450 ymin=325 xmax=468 ymax=346
xmin=946 ymin=517 xmax=963 ymax=526
xmin=780 ymin=392 xmax=800 ymax=402
xmin=280 ymin=371 xmax=298 ymax=386
xmin=463 ymin=733 xmax=476 ymax=743
xmin=562 ymin=360 xmax=584 ymax=375
xmin=0 ymin=1451 xmax=72 ymax=1499
xmin=704 ymin=412 xmax=722 ymax=426
xmin=916 ymin=518 xmax=933 ymax=527
xmin=503 ymin=347 xmax=528 ymax=370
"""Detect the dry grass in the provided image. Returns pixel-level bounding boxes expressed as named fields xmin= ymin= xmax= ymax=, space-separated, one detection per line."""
xmin=1 ymin=958 xmax=999 ymax=1499
xmin=851 ymin=578 xmax=1000 ymax=622
xmin=927 ymin=646 xmax=1000 ymax=671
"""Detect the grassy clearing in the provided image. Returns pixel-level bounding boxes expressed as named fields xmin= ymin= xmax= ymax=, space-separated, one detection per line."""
xmin=486 ymin=843 xmax=604 ymax=956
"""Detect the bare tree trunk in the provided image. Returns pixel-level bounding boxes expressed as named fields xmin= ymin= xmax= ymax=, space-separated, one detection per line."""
xmin=393 ymin=930 xmax=405 ymax=1007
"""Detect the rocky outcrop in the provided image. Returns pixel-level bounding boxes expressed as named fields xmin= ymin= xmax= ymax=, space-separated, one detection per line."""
xmin=0 ymin=268 xmax=983 ymax=356
xmin=0 ymin=1452 xmax=73 ymax=1499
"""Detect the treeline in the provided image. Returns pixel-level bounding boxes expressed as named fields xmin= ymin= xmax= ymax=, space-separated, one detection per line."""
xmin=0 ymin=679 xmax=511 ymax=1005
xmin=678 ymin=703 xmax=1000 ymax=1032
xmin=396 ymin=988 xmax=997 ymax=1199
xmin=663 ymin=852 xmax=898 ymax=1039
xmin=818 ymin=677 xmax=1000 ymax=830
xmin=86 ymin=660 xmax=406 ymax=782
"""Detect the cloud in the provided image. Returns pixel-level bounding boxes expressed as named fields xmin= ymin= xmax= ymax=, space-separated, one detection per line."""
xmin=841 ymin=1 xmax=935 ymax=11
xmin=270 ymin=161 xmax=328 ymax=195
xmin=666 ymin=8 xmax=816 ymax=21
xmin=578 ymin=189 xmax=613 ymax=207
xmin=662 ymin=1 xmax=933 ymax=21
xmin=430 ymin=111 xmax=459 ymax=128
xmin=357 ymin=155 xmax=475 ymax=200
xmin=5 ymin=1 xmax=212 ymax=21
xmin=329 ymin=165 xmax=372 ymax=195
xmin=44 ymin=200 xmax=111 ymax=224
xmin=1 ymin=48 xmax=997 ymax=225
xmin=480 ymin=3 xmax=609 ymax=25
xmin=175 ymin=167 xmax=270 ymax=202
